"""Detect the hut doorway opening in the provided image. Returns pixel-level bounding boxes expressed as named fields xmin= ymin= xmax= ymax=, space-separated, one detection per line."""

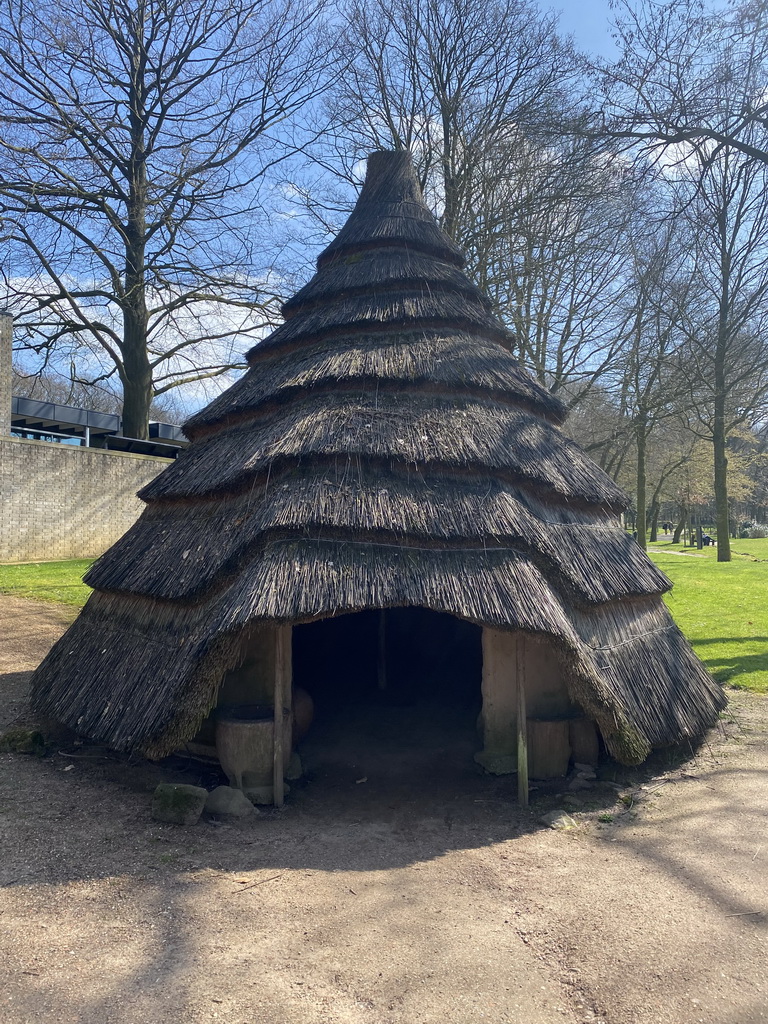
xmin=292 ymin=608 xmax=483 ymax=785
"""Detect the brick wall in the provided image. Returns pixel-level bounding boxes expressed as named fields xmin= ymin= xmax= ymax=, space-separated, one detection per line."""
xmin=0 ymin=312 xmax=12 ymax=437
xmin=0 ymin=436 xmax=170 ymax=562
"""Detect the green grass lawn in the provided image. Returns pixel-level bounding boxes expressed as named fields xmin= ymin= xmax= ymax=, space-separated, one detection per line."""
xmin=648 ymin=538 xmax=768 ymax=694
xmin=1 ymin=546 xmax=767 ymax=693
xmin=0 ymin=559 xmax=94 ymax=606
xmin=648 ymin=537 xmax=768 ymax=561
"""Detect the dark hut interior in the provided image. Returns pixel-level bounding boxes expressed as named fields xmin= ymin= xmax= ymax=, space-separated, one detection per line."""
xmin=292 ymin=609 xmax=481 ymax=708
xmin=291 ymin=609 xmax=484 ymax=792
xmin=29 ymin=149 xmax=726 ymax=806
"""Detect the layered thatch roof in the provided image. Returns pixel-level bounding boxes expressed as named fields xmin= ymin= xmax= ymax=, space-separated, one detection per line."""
xmin=30 ymin=150 xmax=725 ymax=763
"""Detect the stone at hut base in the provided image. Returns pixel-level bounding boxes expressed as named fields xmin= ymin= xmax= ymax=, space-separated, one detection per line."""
xmin=0 ymin=726 xmax=46 ymax=756
xmin=562 ymin=794 xmax=584 ymax=810
xmin=539 ymin=810 xmax=577 ymax=831
xmin=568 ymin=777 xmax=594 ymax=792
xmin=286 ymin=751 xmax=303 ymax=780
xmin=244 ymin=782 xmax=291 ymax=805
xmin=474 ymin=751 xmax=517 ymax=775
xmin=205 ymin=785 xmax=259 ymax=818
xmin=151 ymin=783 xmax=207 ymax=825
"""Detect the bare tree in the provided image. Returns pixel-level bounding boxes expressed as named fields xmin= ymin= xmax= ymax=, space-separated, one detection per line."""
xmin=562 ymin=385 xmax=633 ymax=479
xmin=325 ymin=0 xmax=581 ymax=237
xmin=0 ymin=0 xmax=335 ymax=437
xmin=597 ymin=0 xmax=768 ymax=168
xmin=11 ymin=363 xmax=124 ymax=415
xmin=615 ymin=208 xmax=695 ymax=549
xmin=469 ymin=136 xmax=638 ymax=407
xmin=675 ymin=143 xmax=768 ymax=560
xmin=11 ymin=359 xmax=185 ymax=421
xmin=596 ymin=0 xmax=768 ymax=560
xmin=308 ymin=0 xmax=647 ymax=410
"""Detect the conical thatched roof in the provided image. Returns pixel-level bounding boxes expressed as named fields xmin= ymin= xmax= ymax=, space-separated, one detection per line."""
xmin=30 ymin=150 xmax=725 ymax=763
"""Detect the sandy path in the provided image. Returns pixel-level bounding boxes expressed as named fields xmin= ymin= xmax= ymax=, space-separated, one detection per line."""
xmin=0 ymin=595 xmax=766 ymax=1024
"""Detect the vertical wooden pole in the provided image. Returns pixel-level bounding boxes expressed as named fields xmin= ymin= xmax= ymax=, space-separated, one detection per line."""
xmin=273 ymin=625 xmax=287 ymax=807
xmin=516 ymin=635 xmax=528 ymax=807
xmin=283 ymin=625 xmax=293 ymax=725
xmin=377 ymin=609 xmax=387 ymax=690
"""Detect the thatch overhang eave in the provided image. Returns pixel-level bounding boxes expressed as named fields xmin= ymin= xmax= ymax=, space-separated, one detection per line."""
xmin=184 ymin=377 xmax=567 ymax=443
xmin=315 ymin=209 xmax=466 ymax=269
xmin=89 ymin=469 xmax=665 ymax=605
xmin=283 ymin=282 xmax=496 ymax=323
xmin=282 ymin=247 xmax=491 ymax=316
xmin=139 ymin=455 xmax=625 ymax=517
xmin=147 ymin=393 xmax=628 ymax=506
xmin=84 ymin=525 xmax=670 ymax=609
xmin=184 ymin=331 xmax=566 ymax=438
xmin=571 ymin=596 xmax=726 ymax=748
xmin=316 ymin=234 xmax=465 ymax=269
xmin=246 ymin=295 xmax=513 ymax=357
xmin=29 ymin=590 xmax=242 ymax=758
xmin=135 ymin=462 xmax=625 ymax=521
xmin=204 ymin=537 xmax=579 ymax=636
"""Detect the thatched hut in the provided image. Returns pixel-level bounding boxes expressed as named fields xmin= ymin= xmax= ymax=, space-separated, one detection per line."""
xmin=30 ymin=150 xmax=724 ymax=800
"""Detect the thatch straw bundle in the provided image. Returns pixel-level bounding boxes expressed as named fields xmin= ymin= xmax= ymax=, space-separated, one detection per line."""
xmin=30 ymin=149 xmax=725 ymax=763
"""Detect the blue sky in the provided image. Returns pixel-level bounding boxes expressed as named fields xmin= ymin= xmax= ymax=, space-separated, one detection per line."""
xmin=540 ymin=0 xmax=619 ymax=58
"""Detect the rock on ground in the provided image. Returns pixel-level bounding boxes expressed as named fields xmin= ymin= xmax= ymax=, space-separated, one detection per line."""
xmin=152 ymin=783 xmax=207 ymax=825
xmin=205 ymin=785 xmax=258 ymax=817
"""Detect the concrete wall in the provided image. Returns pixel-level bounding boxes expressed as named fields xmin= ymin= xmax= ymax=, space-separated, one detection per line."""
xmin=0 ymin=436 xmax=170 ymax=562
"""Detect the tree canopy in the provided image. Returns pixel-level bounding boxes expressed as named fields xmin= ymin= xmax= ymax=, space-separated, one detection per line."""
xmin=0 ymin=0 xmax=334 ymax=436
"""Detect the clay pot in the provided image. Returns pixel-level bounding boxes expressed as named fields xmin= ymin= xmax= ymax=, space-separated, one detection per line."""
xmin=215 ymin=704 xmax=291 ymax=792
xmin=292 ymin=687 xmax=315 ymax=741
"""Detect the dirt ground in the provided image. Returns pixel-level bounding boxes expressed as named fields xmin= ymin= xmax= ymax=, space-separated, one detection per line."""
xmin=1 ymin=595 xmax=766 ymax=1024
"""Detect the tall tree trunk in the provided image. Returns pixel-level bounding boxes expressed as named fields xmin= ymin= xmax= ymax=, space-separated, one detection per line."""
xmin=635 ymin=410 xmax=648 ymax=550
xmin=440 ymin=124 xmax=460 ymax=242
xmin=121 ymin=19 xmax=151 ymax=441
xmin=121 ymin=302 xmax=152 ymax=439
xmin=713 ymin=417 xmax=730 ymax=559
xmin=713 ymin=304 xmax=731 ymax=560
xmin=673 ymin=508 xmax=686 ymax=544
xmin=649 ymin=499 xmax=660 ymax=542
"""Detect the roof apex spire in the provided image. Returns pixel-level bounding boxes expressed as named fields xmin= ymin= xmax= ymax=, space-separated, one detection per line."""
xmin=359 ymin=149 xmax=425 ymax=204
xmin=317 ymin=149 xmax=465 ymax=268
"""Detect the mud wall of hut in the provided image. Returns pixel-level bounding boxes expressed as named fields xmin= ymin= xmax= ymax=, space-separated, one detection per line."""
xmin=0 ymin=436 xmax=170 ymax=562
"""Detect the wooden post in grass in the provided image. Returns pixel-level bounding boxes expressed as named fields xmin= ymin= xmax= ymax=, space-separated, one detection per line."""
xmin=516 ymin=635 xmax=528 ymax=807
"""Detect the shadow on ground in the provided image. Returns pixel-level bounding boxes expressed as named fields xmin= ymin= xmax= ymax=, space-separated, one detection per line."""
xmin=0 ymin=665 xmax=740 ymax=884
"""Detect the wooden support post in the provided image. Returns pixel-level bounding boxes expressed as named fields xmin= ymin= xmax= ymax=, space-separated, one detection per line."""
xmin=273 ymin=625 xmax=290 ymax=808
xmin=377 ymin=609 xmax=387 ymax=690
xmin=516 ymin=636 xmax=528 ymax=807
